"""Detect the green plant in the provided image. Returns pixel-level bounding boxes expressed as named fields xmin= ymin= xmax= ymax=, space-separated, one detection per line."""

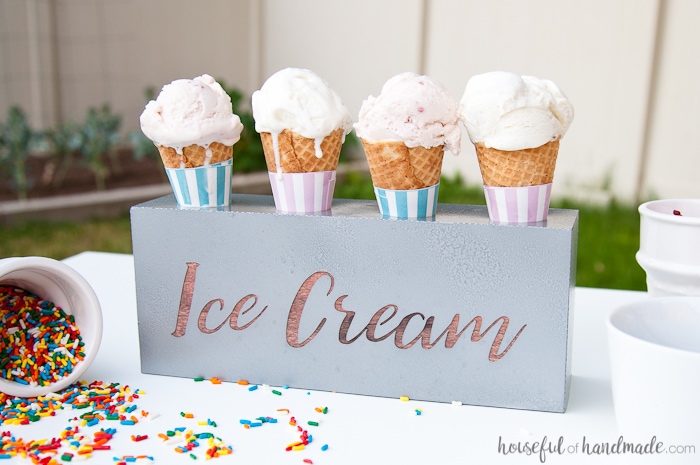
xmin=334 ymin=170 xmax=375 ymax=200
xmin=437 ymin=173 xmax=486 ymax=204
xmin=339 ymin=130 xmax=361 ymax=163
xmin=80 ymin=105 xmax=121 ymax=191
xmin=46 ymin=120 xmax=84 ymax=188
xmin=130 ymin=86 xmax=160 ymax=163
xmin=128 ymin=130 xmax=159 ymax=161
xmin=0 ymin=107 xmax=35 ymax=200
xmin=218 ymin=83 xmax=266 ymax=173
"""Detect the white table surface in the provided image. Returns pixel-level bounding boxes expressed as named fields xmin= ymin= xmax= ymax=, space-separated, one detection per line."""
xmin=9 ymin=251 xmax=678 ymax=464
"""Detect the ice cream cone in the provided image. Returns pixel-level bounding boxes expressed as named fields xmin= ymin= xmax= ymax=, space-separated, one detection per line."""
xmin=261 ymin=128 xmax=344 ymax=173
xmin=474 ymin=140 xmax=559 ymax=187
xmin=157 ymin=142 xmax=234 ymax=208
xmin=360 ymin=139 xmax=444 ymax=190
xmin=157 ymin=142 xmax=233 ymax=169
xmin=474 ymin=140 xmax=559 ymax=224
xmin=260 ymin=128 xmax=343 ymax=213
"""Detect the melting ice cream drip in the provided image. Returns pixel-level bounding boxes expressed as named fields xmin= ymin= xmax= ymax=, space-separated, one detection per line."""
xmin=314 ymin=138 xmax=323 ymax=159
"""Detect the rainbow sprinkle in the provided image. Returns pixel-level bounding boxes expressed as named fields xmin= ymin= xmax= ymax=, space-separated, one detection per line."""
xmin=0 ymin=286 xmax=84 ymax=387
xmin=0 ymin=381 xmax=142 ymax=426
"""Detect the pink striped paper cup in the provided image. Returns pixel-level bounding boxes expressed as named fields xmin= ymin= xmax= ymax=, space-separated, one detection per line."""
xmin=268 ymin=170 xmax=336 ymax=214
xmin=483 ymin=183 xmax=552 ymax=225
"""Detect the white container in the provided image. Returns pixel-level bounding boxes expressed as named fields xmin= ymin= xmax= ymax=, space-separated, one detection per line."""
xmin=0 ymin=256 xmax=102 ymax=397
xmin=637 ymin=199 xmax=700 ymax=296
xmin=607 ymin=296 xmax=700 ymax=452
xmin=638 ymin=199 xmax=700 ymax=265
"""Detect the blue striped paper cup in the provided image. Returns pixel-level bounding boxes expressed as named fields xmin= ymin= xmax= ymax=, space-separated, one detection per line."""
xmin=373 ymin=183 xmax=439 ymax=220
xmin=165 ymin=159 xmax=232 ymax=208
xmin=268 ymin=170 xmax=336 ymax=213
xmin=483 ymin=183 xmax=552 ymax=225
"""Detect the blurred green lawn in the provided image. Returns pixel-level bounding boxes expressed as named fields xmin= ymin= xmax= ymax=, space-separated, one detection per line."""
xmin=0 ymin=173 xmax=647 ymax=291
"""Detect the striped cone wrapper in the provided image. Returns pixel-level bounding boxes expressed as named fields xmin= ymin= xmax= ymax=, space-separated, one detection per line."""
xmin=165 ymin=159 xmax=232 ymax=208
xmin=373 ymin=183 xmax=439 ymax=220
xmin=483 ymin=183 xmax=552 ymax=225
xmin=269 ymin=170 xmax=336 ymax=214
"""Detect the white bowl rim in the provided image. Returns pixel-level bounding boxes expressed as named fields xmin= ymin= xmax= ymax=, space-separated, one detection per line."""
xmin=639 ymin=199 xmax=700 ymax=225
xmin=0 ymin=256 xmax=102 ymax=397
xmin=607 ymin=296 xmax=700 ymax=357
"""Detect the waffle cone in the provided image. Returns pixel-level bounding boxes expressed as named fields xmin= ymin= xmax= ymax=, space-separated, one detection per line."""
xmin=157 ymin=142 xmax=232 ymax=169
xmin=261 ymin=128 xmax=343 ymax=173
xmin=360 ymin=139 xmax=444 ymax=190
xmin=475 ymin=140 xmax=559 ymax=187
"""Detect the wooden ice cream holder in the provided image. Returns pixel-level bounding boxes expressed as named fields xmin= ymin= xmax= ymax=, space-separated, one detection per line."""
xmin=131 ymin=193 xmax=578 ymax=412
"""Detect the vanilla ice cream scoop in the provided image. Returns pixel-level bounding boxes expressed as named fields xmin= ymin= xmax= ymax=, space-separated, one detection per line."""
xmin=140 ymin=74 xmax=243 ymax=153
xmin=354 ymin=72 xmax=461 ymax=155
xmin=251 ymin=68 xmax=353 ymax=143
xmin=460 ymin=71 xmax=574 ymax=151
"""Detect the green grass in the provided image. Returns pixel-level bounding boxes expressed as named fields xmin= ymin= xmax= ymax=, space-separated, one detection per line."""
xmin=0 ymin=217 xmax=133 ymax=259
xmin=0 ymin=173 xmax=646 ymax=291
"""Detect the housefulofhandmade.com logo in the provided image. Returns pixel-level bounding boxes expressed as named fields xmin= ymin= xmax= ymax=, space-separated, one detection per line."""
xmin=497 ymin=435 xmax=696 ymax=463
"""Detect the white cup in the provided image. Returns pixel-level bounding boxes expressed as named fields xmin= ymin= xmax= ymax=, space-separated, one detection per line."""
xmin=637 ymin=199 xmax=700 ymax=296
xmin=607 ymin=296 xmax=700 ymax=451
xmin=0 ymin=256 xmax=102 ymax=397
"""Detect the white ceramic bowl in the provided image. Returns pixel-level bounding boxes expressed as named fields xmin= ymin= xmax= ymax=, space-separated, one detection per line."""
xmin=607 ymin=297 xmax=700 ymax=446
xmin=0 ymin=256 xmax=102 ymax=397
xmin=638 ymin=199 xmax=700 ymax=266
xmin=637 ymin=199 xmax=700 ymax=296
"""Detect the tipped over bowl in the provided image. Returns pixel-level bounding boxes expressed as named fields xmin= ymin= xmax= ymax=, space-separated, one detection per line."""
xmin=0 ymin=257 xmax=102 ymax=397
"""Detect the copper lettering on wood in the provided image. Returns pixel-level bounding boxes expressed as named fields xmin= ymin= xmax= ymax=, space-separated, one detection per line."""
xmin=173 ymin=263 xmax=267 ymax=337
xmin=427 ymin=314 xmax=528 ymax=361
xmin=172 ymin=262 xmax=198 ymax=337
xmin=197 ymin=294 xmax=267 ymax=334
xmin=172 ymin=264 xmax=527 ymax=361
xmin=286 ymin=271 xmax=333 ymax=348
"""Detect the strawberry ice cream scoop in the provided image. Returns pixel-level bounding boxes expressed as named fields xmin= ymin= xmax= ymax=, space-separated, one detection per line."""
xmin=354 ymin=72 xmax=462 ymax=155
xmin=140 ymin=74 xmax=243 ymax=152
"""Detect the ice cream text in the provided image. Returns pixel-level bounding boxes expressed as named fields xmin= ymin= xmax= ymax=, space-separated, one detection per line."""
xmin=171 ymin=262 xmax=527 ymax=362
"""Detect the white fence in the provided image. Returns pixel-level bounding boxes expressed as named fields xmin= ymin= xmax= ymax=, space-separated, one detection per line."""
xmin=1 ymin=0 xmax=698 ymax=203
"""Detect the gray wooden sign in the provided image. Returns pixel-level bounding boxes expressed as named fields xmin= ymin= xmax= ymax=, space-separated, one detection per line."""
xmin=131 ymin=194 xmax=577 ymax=412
